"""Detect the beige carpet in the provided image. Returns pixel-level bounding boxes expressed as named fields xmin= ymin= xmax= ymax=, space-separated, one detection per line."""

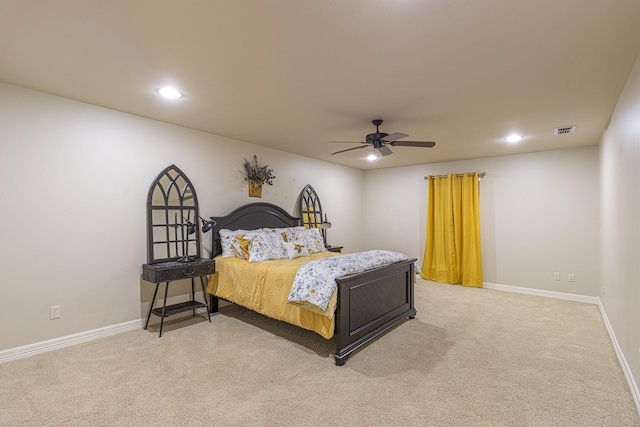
xmin=1 ymin=278 xmax=638 ymax=426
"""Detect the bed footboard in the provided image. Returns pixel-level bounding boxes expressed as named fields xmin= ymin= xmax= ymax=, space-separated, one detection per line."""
xmin=334 ymin=259 xmax=416 ymax=366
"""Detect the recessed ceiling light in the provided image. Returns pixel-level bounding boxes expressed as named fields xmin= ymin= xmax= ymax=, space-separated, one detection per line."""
xmin=158 ymin=86 xmax=183 ymax=99
xmin=367 ymin=154 xmax=377 ymax=162
xmin=505 ymin=134 xmax=522 ymax=143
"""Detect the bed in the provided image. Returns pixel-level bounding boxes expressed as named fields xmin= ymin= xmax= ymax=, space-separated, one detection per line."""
xmin=207 ymin=202 xmax=416 ymax=365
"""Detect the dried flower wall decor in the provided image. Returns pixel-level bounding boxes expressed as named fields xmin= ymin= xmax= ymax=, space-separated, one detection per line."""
xmin=242 ymin=155 xmax=276 ymax=198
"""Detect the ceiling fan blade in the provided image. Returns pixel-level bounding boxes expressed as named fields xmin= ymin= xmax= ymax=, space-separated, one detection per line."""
xmin=376 ymin=145 xmax=393 ymax=156
xmin=331 ymin=145 xmax=370 ymax=155
xmin=390 ymin=140 xmax=436 ymax=148
xmin=381 ymin=132 xmax=408 ymax=142
xmin=330 ymin=141 xmax=368 ymax=144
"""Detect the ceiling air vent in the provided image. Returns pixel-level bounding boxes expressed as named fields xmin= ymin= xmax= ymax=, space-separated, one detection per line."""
xmin=554 ymin=125 xmax=576 ymax=135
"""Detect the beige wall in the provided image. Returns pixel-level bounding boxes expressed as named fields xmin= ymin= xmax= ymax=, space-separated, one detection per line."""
xmin=0 ymin=82 xmax=364 ymax=351
xmin=599 ymin=54 xmax=640 ymax=395
xmin=363 ymin=146 xmax=600 ymax=296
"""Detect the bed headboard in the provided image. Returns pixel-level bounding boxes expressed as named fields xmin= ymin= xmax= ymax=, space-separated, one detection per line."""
xmin=209 ymin=202 xmax=300 ymax=258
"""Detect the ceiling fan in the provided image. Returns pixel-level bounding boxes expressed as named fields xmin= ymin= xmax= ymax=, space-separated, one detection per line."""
xmin=330 ymin=119 xmax=436 ymax=156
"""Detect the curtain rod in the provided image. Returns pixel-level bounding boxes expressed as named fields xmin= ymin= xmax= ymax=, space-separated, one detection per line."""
xmin=424 ymin=172 xmax=486 ymax=180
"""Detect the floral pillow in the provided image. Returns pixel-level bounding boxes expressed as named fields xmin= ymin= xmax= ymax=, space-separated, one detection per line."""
xmin=262 ymin=226 xmax=305 ymax=234
xmin=243 ymin=231 xmax=288 ymax=262
xmin=282 ymin=241 xmax=310 ymax=259
xmin=234 ymin=234 xmax=251 ymax=259
xmin=282 ymin=228 xmax=326 ymax=254
xmin=219 ymin=229 xmax=255 ymax=258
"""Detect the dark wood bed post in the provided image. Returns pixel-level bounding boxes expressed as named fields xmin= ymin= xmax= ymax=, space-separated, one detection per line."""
xmin=209 ymin=294 xmax=219 ymax=313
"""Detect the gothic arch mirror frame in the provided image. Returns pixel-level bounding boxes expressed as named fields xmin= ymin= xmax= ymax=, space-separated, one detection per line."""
xmin=299 ymin=184 xmax=326 ymax=243
xmin=146 ymin=164 xmax=202 ymax=264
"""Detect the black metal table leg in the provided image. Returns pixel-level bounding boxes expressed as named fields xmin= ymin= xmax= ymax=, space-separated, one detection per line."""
xmin=144 ymin=283 xmax=160 ymax=330
xmin=159 ymin=282 xmax=169 ymax=337
xmin=191 ymin=277 xmax=197 ymax=316
xmin=200 ymin=277 xmax=212 ymax=323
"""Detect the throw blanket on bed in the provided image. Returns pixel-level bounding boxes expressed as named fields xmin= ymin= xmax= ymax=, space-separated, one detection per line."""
xmin=207 ymin=252 xmax=340 ymax=339
xmin=288 ymin=250 xmax=410 ymax=312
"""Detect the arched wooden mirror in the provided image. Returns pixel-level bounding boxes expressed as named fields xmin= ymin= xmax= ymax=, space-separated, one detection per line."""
xmin=299 ymin=184 xmax=326 ymax=243
xmin=146 ymin=165 xmax=203 ymax=264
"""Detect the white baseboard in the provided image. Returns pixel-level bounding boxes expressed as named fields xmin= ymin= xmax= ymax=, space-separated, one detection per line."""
xmin=597 ymin=299 xmax=640 ymax=416
xmin=0 ymin=319 xmax=141 ymax=364
xmin=484 ymin=281 xmax=639 ymax=416
xmin=483 ymin=282 xmax=599 ymax=304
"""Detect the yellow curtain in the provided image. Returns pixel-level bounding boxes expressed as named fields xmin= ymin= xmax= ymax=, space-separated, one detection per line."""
xmin=421 ymin=173 xmax=483 ymax=287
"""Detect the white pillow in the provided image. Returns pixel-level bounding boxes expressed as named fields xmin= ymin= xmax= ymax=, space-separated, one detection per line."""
xmin=219 ymin=229 xmax=255 ymax=258
xmin=244 ymin=231 xmax=288 ymax=262
xmin=282 ymin=228 xmax=327 ymax=254
xmin=283 ymin=241 xmax=310 ymax=259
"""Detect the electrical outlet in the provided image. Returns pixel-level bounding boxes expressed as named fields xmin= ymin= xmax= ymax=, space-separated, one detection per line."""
xmin=50 ymin=305 xmax=61 ymax=319
xmin=553 ymin=272 xmax=560 ymax=281
xmin=568 ymin=273 xmax=575 ymax=282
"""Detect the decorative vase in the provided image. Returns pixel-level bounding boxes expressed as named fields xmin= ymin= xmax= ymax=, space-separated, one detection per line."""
xmin=248 ymin=179 xmax=262 ymax=198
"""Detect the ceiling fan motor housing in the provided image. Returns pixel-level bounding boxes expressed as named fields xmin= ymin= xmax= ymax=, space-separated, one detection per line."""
xmin=367 ymin=132 xmax=389 ymax=144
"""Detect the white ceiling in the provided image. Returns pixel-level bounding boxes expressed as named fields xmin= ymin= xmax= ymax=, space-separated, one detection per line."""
xmin=2 ymin=0 xmax=640 ymax=170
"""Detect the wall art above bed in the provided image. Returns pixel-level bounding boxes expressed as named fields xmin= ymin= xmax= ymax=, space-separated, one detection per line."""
xmin=241 ymin=155 xmax=276 ymax=198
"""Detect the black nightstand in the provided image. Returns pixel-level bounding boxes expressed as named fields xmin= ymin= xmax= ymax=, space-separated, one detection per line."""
xmin=326 ymin=245 xmax=343 ymax=253
xmin=142 ymin=258 xmax=215 ymax=337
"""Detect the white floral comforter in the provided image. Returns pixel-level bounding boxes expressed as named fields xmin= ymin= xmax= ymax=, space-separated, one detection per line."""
xmin=287 ymin=250 xmax=410 ymax=312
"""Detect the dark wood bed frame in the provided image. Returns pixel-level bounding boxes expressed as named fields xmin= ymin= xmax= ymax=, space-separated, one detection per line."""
xmin=208 ymin=202 xmax=416 ymax=365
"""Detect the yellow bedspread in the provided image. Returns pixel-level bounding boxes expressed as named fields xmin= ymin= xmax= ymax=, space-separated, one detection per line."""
xmin=207 ymin=252 xmax=340 ymax=339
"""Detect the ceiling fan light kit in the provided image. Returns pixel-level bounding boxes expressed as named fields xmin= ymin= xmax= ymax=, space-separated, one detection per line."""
xmin=330 ymin=119 xmax=436 ymax=157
